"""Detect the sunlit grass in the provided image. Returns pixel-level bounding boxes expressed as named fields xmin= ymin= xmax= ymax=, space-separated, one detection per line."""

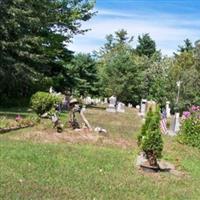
xmin=0 ymin=107 xmax=200 ymax=199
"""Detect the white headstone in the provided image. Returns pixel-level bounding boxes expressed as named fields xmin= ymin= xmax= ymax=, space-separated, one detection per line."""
xmin=82 ymin=105 xmax=86 ymax=112
xmin=49 ymin=86 xmax=54 ymax=94
xmin=166 ymin=101 xmax=171 ymax=118
xmin=136 ymin=105 xmax=140 ymax=110
xmin=174 ymin=112 xmax=180 ymax=133
xmin=128 ymin=103 xmax=133 ymax=108
xmin=140 ymin=99 xmax=147 ymax=116
xmin=117 ymin=102 xmax=125 ymax=113
xmin=106 ymin=96 xmax=117 ymax=113
xmin=104 ymin=98 xmax=108 ymax=104
xmin=169 ymin=113 xmax=180 ymax=136
xmin=85 ymin=96 xmax=92 ymax=105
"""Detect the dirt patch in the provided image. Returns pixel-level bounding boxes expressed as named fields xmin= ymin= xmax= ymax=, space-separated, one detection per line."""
xmin=136 ymin=154 xmax=186 ymax=177
xmin=11 ymin=128 xmax=137 ymax=149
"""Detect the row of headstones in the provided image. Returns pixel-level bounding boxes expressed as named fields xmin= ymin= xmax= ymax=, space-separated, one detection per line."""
xmin=83 ymin=96 xmax=102 ymax=105
xmin=138 ymin=99 xmax=180 ymax=136
xmin=106 ymin=96 xmax=126 ymax=113
xmin=83 ymin=96 xmax=133 ymax=113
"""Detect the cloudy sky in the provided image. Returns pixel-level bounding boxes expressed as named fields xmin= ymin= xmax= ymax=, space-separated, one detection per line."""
xmin=69 ymin=0 xmax=200 ymax=56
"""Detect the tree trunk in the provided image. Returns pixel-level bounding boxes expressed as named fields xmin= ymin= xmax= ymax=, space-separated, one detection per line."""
xmin=146 ymin=151 xmax=159 ymax=168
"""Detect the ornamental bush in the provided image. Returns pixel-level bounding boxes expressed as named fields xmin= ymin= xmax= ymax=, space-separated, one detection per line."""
xmin=30 ymin=92 xmax=62 ymax=116
xmin=178 ymin=106 xmax=200 ymax=149
xmin=137 ymin=107 xmax=163 ymax=167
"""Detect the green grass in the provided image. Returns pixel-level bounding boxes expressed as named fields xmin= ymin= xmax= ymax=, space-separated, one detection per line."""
xmin=0 ymin=137 xmax=200 ymax=200
xmin=84 ymin=107 xmax=142 ymax=140
xmin=0 ymin=107 xmax=200 ymax=199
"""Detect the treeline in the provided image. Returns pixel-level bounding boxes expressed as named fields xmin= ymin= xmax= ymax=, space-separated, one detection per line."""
xmin=0 ymin=1 xmax=199 ymax=111
xmin=0 ymin=0 xmax=95 ymax=106
xmin=96 ymin=30 xmax=200 ymax=112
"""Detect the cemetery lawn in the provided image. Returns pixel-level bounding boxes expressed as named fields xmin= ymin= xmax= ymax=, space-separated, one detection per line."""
xmin=1 ymin=107 xmax=200 ymax=200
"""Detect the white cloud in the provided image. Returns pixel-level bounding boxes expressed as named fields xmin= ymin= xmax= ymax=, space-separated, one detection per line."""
xmin=69 ymin=8 xmax=200 ymax=56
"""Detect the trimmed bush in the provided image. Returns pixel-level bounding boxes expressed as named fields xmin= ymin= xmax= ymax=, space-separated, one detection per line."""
xmin=30 ymin=92 xmax=62 ymax=116
xmin=178 ymin=106 xmax=200 ymax=149
xmin=137 ymin=107 xmax=163 ymax=167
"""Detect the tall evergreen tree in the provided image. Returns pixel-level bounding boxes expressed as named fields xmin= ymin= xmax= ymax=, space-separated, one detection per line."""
xmin=0 ymin=0 xmax=94 ymax=104
xmin=178 ymin=38 xmax=194 ymax=53
xmin=136 ymin=33 xmax=157 ymax=58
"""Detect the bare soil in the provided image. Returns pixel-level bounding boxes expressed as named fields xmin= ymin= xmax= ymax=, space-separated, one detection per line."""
xmin=11 ymin=128 xmax=137 ymax=149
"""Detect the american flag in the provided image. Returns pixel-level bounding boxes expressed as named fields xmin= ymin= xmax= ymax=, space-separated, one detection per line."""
xmin=160 ymin=118 xmax=168 ymax=134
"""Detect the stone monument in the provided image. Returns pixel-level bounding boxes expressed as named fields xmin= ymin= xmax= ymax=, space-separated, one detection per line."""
xmin=166 ymin=101 xmax=171 ymax=118
xmin=106 ymin=96 xmax=117 ymax=113
xmin=117 ymin=102 xmax=125 ymax=113
xmin=140 ymin=99 xmax=147 ymax=117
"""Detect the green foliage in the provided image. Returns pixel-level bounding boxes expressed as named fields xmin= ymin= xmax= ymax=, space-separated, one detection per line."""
xmin=169 ymin=51 xmax=200 ymax=111
xmin=138 ymin=108 xmax=163 ymax=161
xmin=0 ymin=0 xmax=94 ymax=104
xmin=177 ymin=38 xmax=194 ymax=53
xmin=30 ymin=92 xmax=62 ymax=116
xmin=178 ymin=114 xmax=200 ymax=149
xmin=66 ymin=53 xmax=100 ymax=97
xmin=97 ymin=31 xmax=144 ymax=105
xmin=136 ymin=33 xmax=157 ymax=58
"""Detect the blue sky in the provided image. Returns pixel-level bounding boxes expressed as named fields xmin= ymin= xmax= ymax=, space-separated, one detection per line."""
xmin=69 ymin=0 xmax=200 ymax=56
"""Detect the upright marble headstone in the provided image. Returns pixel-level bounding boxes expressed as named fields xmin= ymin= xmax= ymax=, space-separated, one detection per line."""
xmin=117 ymin=102 xmax=125 ymax=113
xmin=104 ymin=98 xmax=108 ymax=104
xmin=140 ymin=99 xmax=147 ymax=116
xmin=174 ymin=112 xmax=180 ymax=132
xmin=169 ymin=113 xmax=180 ymax=136
xmin=106 ymin=96 xmax=117 ymax=113
xmin=128 ymin=103 xmax=133 ymax=108
xmin=136 ymin=105 xmax=140 ymax=110
xmin=49 ymin=86 xmax=54 ymax=94
xmin=85 ymin=96 xmax=92 ymax=105
xmin=81 ymin=105 xmax=86 ymax=112
xmin=166 ymin=101 xmax=171 ymax=118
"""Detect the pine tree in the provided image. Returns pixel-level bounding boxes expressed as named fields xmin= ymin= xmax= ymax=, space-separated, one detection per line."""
xmin=137 ymin=107 xmax=163 ymax=167
xmin=0 ymin=0 xmax=94 ymax=104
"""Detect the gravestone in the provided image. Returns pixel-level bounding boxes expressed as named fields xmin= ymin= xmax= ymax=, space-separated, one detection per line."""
xmin=85 ymin=96 xmax=92 ymax=105
xmin=166 ymin=101 xmax=171 ymax=118
xmin=49 ymin=86 xmax=54 ymax=94
xmin=128 ymin=103 xmax=133 ymax=108
xmin=136 ymin=105 xmax=140 ymax=110
xmin=117 ymin=102 xmax=125 ymax=113
xmin=174 ymin=113 xmax=180 ymax=132
xmin=140 ymin=99 xmax=147 ymax=117
xmin=104 ymin=98 xmax=108 ymax=104
xmin=169 ymin=113 xmax=180 ymax=136
xmin=106 ymin=96 xmax=117 ymax=113
xmin=82 ymin=105 xmax=86 ymax=112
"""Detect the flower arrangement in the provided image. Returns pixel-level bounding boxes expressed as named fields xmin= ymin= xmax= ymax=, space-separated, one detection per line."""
xmin=0 ymin=115 xmax=38 ymax=133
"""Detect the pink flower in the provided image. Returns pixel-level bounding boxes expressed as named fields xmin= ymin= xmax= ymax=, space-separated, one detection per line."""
xmin=182 ymin=111 xmax=191 ymax=118
xmin=16 ymin=115 xmax=22 ymax=122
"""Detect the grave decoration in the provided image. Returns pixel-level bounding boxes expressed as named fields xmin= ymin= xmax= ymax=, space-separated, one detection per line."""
xmin=0 ymin=116 xmax=37 ymax=133
xmin=178 ymin=105 xmax=200 ymax=149
xmin=69 ymin=98 xmax=92 ymax=131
